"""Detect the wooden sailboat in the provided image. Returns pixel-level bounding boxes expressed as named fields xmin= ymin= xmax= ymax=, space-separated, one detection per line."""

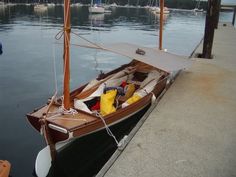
xmin=27 ymin=0 xmax=191 ymax=176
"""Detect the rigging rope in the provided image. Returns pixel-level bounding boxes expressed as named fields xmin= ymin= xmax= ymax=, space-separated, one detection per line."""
xmin=52 ymin=43 xmax=58 ymax=94
xmin=54 ymin=29 xmax=102 ymax=50
xmin=58 ymin=106 xmax=78 ymax=115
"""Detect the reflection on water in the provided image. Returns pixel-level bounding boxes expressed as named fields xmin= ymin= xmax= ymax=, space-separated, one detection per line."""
xmin=0 ymin=5 xmax=233 ymax=177
xmin=155 ymin=13 xmax=170 ymax=21
xmin=89 ymin=14 xmax=105 ymax=27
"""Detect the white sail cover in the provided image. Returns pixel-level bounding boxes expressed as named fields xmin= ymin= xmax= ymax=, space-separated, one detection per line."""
xmin=72 ymin=41 xmax=192 ymax=72
xmin=101 ymin=43 xmax=192 ymax=73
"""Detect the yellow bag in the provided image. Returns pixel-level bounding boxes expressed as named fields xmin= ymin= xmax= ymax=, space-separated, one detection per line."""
xmin=100 ymin=90 xmax=117 ymax=116
xmin=126 ymin=93 xmax=141 ymax=105
xmin=124 ymin=84 xmax=136 ymax=100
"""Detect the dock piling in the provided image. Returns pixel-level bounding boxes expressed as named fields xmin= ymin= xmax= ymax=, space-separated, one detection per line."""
xmin=202 ymin=0 xmax=219 ymax=59
xmin=233 ymin=7 xmax=236 ymax=25
xmin=215 ymin=0 xmax=221 ymax=29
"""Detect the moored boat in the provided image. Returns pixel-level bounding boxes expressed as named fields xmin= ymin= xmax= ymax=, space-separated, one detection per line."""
xmin=150 ymin=6 xmax=170 ymax=14
xmin=26 ymin=0 xmax=192 ymax=176
xmin=193 ymin=8 xmax=204 ymax=12
xmin=89 ymin=0 xmax=105 ymax=14
xmin=34 ymin=4 xmax=47 ymax=11
xmin=192 ymin=0 xmax=204 ymax=12
xmin=156 ymin=6 xmax=170 ymax=14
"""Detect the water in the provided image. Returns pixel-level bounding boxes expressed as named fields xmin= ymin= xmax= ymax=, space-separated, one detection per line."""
xmin=0 ymin=5 xmax=234 ymax=177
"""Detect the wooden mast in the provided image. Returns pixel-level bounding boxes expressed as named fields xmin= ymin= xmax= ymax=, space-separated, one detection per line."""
xmin=159 ymin=0 xmax=164 ymax=50
xmin=63 ymin=0 xmax=71 ymax=110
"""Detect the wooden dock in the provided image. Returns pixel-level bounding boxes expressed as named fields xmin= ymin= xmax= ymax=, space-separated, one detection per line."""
xmin=97 ymin=23 xmax=236 ymax=177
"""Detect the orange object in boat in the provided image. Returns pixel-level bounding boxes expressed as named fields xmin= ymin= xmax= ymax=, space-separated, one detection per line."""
xmin=0 ymin=160 xmax=11 ymax=177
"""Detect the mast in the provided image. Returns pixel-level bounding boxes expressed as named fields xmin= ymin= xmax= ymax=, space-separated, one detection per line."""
xmin=159 ymin=0 xmax=164 ymax=50
xmin=63 ymin=0 xmax=71 ymax=110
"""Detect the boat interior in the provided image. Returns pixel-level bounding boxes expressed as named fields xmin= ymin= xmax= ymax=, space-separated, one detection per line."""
xmin=27 ymin=60 xmax=168 ymax=135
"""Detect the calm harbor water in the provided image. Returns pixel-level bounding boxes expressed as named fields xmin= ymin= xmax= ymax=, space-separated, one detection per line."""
xmin=0 ymin=5 xmax=234 ymax=177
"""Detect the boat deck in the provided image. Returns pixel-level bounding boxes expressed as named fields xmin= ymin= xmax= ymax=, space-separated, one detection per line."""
xmin=30 ymin=104 xmax=97 ymax=130
xmin=98 ymin=23 xmax=236 ymax=177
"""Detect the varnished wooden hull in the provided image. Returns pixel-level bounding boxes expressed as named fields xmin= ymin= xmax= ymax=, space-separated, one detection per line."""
xmin=26 ymin=61 xmax=168 ymax=146
xmin=27 ymin=78 xmax=167 ymax=145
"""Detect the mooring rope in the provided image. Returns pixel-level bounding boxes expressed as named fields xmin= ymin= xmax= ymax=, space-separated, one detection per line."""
xmin=95 ymin=112 xmax=119 ymax=146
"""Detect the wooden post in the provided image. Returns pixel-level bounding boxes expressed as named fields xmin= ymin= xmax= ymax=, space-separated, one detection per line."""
xmin=233 ymin=7 xmax=236 ymax=26
xmin=202 ymin=0 xmax=218 ymax=59
xmin=63 ymin=0 xmax=71 ymax=110
xmin=215 ymin=0 xmax=221 ymax=29
xmin=159 ymin=0 xmax=164 ymax=50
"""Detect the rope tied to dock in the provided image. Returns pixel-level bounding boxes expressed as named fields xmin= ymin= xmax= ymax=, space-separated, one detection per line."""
xmin=95 ymin=112 xmax=122 ymax=147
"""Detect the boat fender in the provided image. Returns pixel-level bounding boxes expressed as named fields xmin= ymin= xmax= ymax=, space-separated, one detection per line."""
xmin=151 ymin=92 xmax=156 ymax=104
xmin=0 ymin=42 xmax=2 ymax=55
xmin=118 ymin=135 xmax=128 ymax=150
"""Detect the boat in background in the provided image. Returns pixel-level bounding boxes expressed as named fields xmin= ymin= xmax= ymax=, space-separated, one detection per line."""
xmin=149 ymin=0 xmax=170 ymax=14
xmin=34 ymin=4 xmax=47 ymax=11
xmin=193 ymin=8 xmax=204 ymax=12
xmin=0 ymin=160 xmax=11 ymax=177
xmin=89 ymin=0 xmax=105 ymax=14
xmin=109 ymin=2 xmax=118 ymax=8
xmin=70 ymin=2 xmax=83 ymax=7
xmin=192 ymin=0 xmax=204 ymax=12
xmin=47 ymin=3 xmax=56 ymax=7
xmin=155 ymin=6 xmax=170 ymax=14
